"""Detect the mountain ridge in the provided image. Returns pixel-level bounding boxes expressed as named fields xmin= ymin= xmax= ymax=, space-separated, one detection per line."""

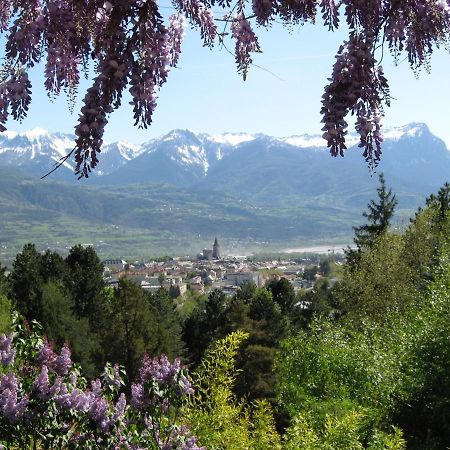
xmin=0 ymin=123 xmax=442 ymax=184
xmin=1 ymin=122 xmax=449 ymax=262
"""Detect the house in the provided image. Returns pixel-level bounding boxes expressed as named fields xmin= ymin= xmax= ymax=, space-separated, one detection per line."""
xmin=226 ymin=271 xmax=261 ymax=287
xmin=102 ymin=259 xmax=128 ymax=272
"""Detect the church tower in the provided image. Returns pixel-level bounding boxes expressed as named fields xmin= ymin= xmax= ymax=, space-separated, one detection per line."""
xmin=212 ymin=236 xmax=221 ymax=259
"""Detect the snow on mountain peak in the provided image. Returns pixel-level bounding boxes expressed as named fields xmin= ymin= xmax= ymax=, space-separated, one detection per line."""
xmin=23 ymin=127 xmax=50 ymax=140
xmin=119 ymin=142 xmax=142 ymax=159
xmin=383 ymin=123 xmax=427 ymax=141
xmin=209 ymin=133 xmax=256 ymax=146
xmin=174 ymin=144 xmax=209 ymax=174
xmin=281 ymin=133 xmax=361 ymax=149
xmin=1 ymin=127 xmax=52 ymax=141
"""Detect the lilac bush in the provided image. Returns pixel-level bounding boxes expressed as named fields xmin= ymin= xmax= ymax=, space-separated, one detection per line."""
xmin=0 ymin=313 xmax=203 ymax=449
xmin=0 ymin=1 xmax=449 ymax=176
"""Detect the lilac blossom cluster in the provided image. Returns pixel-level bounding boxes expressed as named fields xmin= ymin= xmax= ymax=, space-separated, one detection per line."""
xmin=0 ymin=1 xmax=449 ymax=174
xmin=0 ymin=333 xmax=15 ymax=366
xmin=0 ymin=371 xmax=29 ymax=424
xmin=132 ymin=354 xmax=193 ymax=410
xmin=1 ymin=319 xmax=201 ymax=449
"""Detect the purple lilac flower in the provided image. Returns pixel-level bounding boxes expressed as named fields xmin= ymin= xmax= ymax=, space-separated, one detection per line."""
xmin=139 ymin=354 xmax=180 ymax=385
xmin=0 ymin=333 xmax=15 ymax=366
xmin=131 ymin=383 xmax=145 ymax=409
xmin=89 ymin=395 xmax=110 ymax=432
xmin=103 ymin=363 xmax=121 ymax=389
xmin=37 ymin=337 xmax=56 ymax=367
xmin=112 ymin=393 xmax=126 ymax=422
xmin=56 ymin=388 xmax=92 ymax=412
xmin=178 ymin=374 xmax=194 ymax=396
xmin=91 ymin=378 xmax=102 ymax=396
xmin=54 ymin=343 xmax=72 ymax=375
xmin=0 ymin=371 xmax=28 ymax=424
xmin=33 ymin=365 xmax=50 ymax=399
xmin=163 ymin=425 xmax=206 ymax=450
xmin=69 ymin=370 xmax=77 ymax=387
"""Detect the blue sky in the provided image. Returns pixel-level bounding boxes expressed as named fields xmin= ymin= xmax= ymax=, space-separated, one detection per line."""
xmin=5 ymin=21 xmax=450 ymax=148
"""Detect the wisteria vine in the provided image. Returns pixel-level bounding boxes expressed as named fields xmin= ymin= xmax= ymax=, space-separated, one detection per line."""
xmin=0 ymin=0 xmax=449 ymax=176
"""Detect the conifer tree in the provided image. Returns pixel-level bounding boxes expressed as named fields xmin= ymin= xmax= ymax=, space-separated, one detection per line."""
xmin=346 ymin=173 xmax=397 ymax=268
xmin=9 ymin=243 xmax=44 ymax=321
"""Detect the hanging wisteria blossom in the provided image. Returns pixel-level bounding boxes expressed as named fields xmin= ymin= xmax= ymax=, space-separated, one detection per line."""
xmin=0 ymin=0 xmax=449 ymax=177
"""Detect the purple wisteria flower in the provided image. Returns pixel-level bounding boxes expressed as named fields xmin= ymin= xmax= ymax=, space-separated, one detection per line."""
xmin=230 ymin=14 xmax=261 ymax=81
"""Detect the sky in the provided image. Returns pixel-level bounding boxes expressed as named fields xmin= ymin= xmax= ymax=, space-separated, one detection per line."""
xmin=4 ymin=19 xmax=450 ymax=148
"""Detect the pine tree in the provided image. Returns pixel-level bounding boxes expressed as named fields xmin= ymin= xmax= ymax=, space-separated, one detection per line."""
xmin=9 ymin=243 xmax=44 ymax=321
xmin=346 ymin=173 xmax=397 ymax=268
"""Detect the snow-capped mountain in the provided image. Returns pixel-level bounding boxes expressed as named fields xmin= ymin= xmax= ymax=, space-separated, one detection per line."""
xmin=0 ymin=127 xmax=143 ymax=181
xmin=96 ymin=141 xmax=143 ymax=176
xmin=0 ymin=123 xmax=448 ymax=192
xmin=0 ymin=127 xmax=76 ymax=179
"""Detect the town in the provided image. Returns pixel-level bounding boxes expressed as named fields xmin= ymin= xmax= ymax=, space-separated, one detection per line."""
xmin=101 ymin=237 xmax=343 ymax=298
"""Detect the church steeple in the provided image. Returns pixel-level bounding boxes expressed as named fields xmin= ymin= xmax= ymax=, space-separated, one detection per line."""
xmin=212 ymin=236 xmax=221 ymax=259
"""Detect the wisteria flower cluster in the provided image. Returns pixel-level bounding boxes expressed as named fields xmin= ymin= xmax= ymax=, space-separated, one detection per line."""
xmin=0 ymin=314 xmax=203 ymax=449
xmin=0 ymin=0 xmax=449 ymax=175
xmin=320 ymin=34 xmax=389 ymax=168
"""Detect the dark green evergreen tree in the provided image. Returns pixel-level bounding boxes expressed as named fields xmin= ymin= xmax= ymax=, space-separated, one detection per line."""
xmin=346 ymin=173 xmax=397 ymax=268
xmin=149 ymin=288 xmax=185 ymax=360
xmin=64 ymin=244 xmax=105 ymax=321
xmin=234 ymin=282 xmax=257 ymax=304
xmin=182 ymin=288 xmax=229 ymax=366
xmin=426 ymin=182 xmax=450 ymax=225
xmin=40 ymin=250 xmax=67 ymax=283
xmin=41 ymin=280 xmax=100 ymax=378
xmin=9 ymin=243 xmax=44 ymax=321
xmin=102 ymin=278 xmax=158 ymax=382
xmin=266 ymin=278 xmax=296 ymax=313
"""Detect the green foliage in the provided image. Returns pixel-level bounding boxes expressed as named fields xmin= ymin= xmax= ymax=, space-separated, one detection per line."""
xmin=101 ymin=278 xmax=158 ymax=381
xmin=64 ymin=244 xmax=105 ymax=320
xmin=336 ymin=233 xmax=414 ymax=322
xmin=235 ymin=282 xmax=257 ymax=303
xmin=40 ymin=250 xmax=67 ymax=282
xmin=40 ymin=280 xmax=99 ymax=377
xmin=277 ymin=230 xmax=450 ymax=448
xmin=319 ymin=259 xmax=331 ymax=277
xmin=9 ymin=243 xmax=44 ymax=322
xmin=284 ymin=410 xmax=406 ymax=450
xmin=149 ymin=287 xmax=185 ymax=359
xmin=266 ymin=278 xmax=296 ymax=313
xmin=183 ymin=288 xmax=230 ymax=365
xmin=0 ymin=294 xmax=12 ymax=333
xmin=185 ymin=331 xmax=281 ymax=449
xmin=347 ymin=173 xmax=397 ymax=269
xmin=303 ymin=265 xmax=318 ymax=281
xmin=176 ymin=289 xmax=206 ymax=321
xmin=0 ymin=260 xmax=8 ymax=296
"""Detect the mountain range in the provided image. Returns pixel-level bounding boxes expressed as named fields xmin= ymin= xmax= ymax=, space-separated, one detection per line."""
xmin=0 ymin=123 xmax=449 ymax=261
